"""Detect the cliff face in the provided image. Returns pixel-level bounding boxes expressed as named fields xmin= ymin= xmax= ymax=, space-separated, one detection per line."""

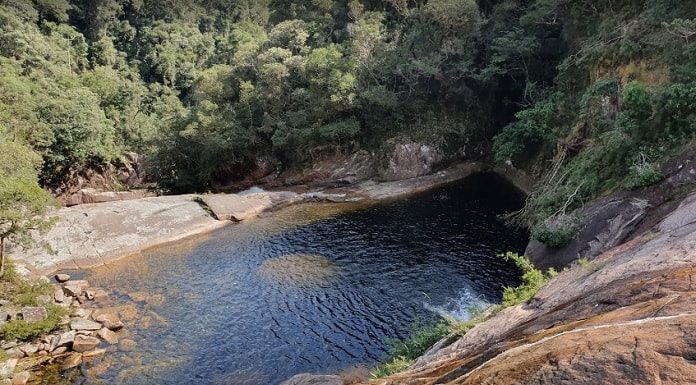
xmin=366 ymin=192 xmax=696 ymax=385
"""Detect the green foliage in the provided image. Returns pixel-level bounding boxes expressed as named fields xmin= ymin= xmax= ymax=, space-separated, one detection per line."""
xmin=371 ymin=320 xmax=450 ymax=378
xmin=1 ymin=305 xmax=66 ymax=342
xmin=0 ymin=140 xmax=55 ymax=274
xmin=500 ymin=252 xmax=556 ymax=308
xmin=494 ymin=101 xmax=556 ymax=163
xmin=0 ymin=262 xmax=66 ymax=342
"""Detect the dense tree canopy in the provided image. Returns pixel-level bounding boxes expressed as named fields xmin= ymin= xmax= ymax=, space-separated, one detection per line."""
xmin=0 ymin=0 xmax=694 ymax=246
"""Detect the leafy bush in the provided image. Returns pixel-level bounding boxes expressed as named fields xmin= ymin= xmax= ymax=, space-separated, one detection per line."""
xmin=493 ymin=101 xmax=556 ymax=164
xmin=624 ymin=160 xmax=663 ymax=189
xmin=531 ymin=218 xmax=578 ymax=248
xmin=500 ymin=252 xmax=556 ymax=308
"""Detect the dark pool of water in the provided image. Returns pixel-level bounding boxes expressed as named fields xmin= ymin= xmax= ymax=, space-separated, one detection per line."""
xmin=59 ymin=173 xmax=528 ymax=385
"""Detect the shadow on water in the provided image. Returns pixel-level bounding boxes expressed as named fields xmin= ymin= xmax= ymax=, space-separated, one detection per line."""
xmin=48 ymin=172 xmax=528 ymax=385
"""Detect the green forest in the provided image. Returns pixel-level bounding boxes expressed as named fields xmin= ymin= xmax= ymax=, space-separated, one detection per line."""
xmin=1 ymin=0 xmax=696 ymax=248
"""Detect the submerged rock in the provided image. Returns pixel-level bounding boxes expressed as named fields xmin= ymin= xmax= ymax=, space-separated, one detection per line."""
xmin=280 ymin=374 xmax=344 ymax=385
xmin=72 ymin=335 xmax=100 ymax=353
xmin=258 ymin=254 xmax=340 ymax=286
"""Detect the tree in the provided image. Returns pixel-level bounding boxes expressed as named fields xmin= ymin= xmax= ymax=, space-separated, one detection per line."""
xmin=0 ymin=141 xmax=55 ymax=276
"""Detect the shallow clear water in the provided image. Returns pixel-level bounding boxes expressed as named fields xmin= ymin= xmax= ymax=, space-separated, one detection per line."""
xmin=56 ymin=174 xmax=528 ymax=385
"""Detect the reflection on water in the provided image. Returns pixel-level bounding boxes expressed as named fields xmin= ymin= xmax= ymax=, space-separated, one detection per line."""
xmin=52 ymin=173 xmax=528 ymax=385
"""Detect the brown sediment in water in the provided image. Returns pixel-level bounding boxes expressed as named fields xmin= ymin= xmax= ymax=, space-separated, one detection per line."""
xmin=258 ymin=254 xmax=340 ymax=286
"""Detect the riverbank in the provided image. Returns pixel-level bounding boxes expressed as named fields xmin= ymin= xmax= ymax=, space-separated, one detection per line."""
xmin=9 ymin=162 xmax=526 ymax=277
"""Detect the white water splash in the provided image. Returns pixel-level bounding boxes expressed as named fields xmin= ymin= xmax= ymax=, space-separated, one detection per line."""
xmin=238 ymin=186 xmax=265 ymax=195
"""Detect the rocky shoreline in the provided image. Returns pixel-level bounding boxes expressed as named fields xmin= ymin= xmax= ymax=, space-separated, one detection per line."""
xmin=10 ymin=162 xmax=527 ymax=277
xmin=2 ymin=161 xmax=530 ymax=384
xmin=1 ymin=274 xmax=125 ymax=385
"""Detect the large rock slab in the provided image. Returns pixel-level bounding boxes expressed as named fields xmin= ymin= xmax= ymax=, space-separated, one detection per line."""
xmin=379 ymin=142 xmax=444 ymax=181
xmin=199 ymin=191 xmax=302 ymax=221
xmin=8 ymin=195 xmax=224 ymax=274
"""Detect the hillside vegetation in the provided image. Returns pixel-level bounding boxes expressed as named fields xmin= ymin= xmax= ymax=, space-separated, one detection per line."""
xmin=0 ymin=0 xmax=695 ymax=248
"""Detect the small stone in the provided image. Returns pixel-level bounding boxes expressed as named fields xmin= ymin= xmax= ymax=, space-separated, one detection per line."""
xmin=10 ymin=371 xmax=29 ymax=385
xmin=82 ymin=348 xmax=106 ymax=361
xmin=72 ymin=335 xmax=100 ymax=353
xmin=54 ymin=288 xmax=65 ymax=303
xmin=0 ymin=359 xmax=17 ymax=380
xmin=72 ymin=308 xmax=92 ymax=319
xmin=0 ymin=300 xmax=10 ymax=306
xmin=96 ymin=328 xmax=118 ymax=345
xmin=54 ymin=274 xmax=71 ymax=283
xmin=94 ymin=313 xmax=123 ymax=330
xmin=5 ymin=349 xmax=24 ymax=359
xmin=51 ymin=347 xmax=67 ymax=355
xmin=91 ymin=289 xmax=109 ymax=301
xmin=118 ymin=339 xmax=137 ymax=352
xmin=20 ymin=307 xmax=47 ymax=322
xmin=84 ymin=290 xmax=95 ymax=300
xmin=18 ymin=344 xmax=38 ymax=356
xmin=63 ymin=285 xmax=82 ymax=298
xmin=53 ymin=331 xmax=76 ymax=349
xmin=70 ymin=319 xmax=102 ymax=331
xmin=61 ymin=353 xmax=82 ymax=370
xmin=0 ymin=342 xmax=17 ymax=350
xmin=36 ymin=295 xmax=52 ymax=305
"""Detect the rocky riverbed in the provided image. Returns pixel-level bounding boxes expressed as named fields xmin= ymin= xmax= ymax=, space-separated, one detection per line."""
xmin=0 ymin=274 xmax=124 ymax=385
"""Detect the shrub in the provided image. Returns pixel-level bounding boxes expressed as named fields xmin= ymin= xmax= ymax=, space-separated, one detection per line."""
xmin=1 ymin=305 xmax=67 ymax=341
xmin=531 ymin=215 xmax=578 ymax=248
xmin=493 ymin=101 xmax=557 ymax=164
xmin=371 ymin=320 xmax=450 ymax=378
xmin=624 ymin=160 xmax=662 ymax=189
xmin=500 ymin=252 xmax=556 ymax=308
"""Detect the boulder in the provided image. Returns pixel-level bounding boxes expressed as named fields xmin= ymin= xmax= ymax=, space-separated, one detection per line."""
xmin=63 ymin=285 xmax=82 ymax=298
xmin=82 ymin=348 xmax=106 ymax=361
xmin=379 ymin=142 xmax=444 ymax=181
xmin=54 ymin=288 xmax=65 ymax=303
xmin=94 ymin=313 xmax=123 ymax=330
xmin=18 ymin=344 xmax=38 ymax=356
xmin=72 ymin=335 xmax=100 ymax=353
xmin=20 ymin=307 xmax=47 ymax=322
xmin=280 ymin=374 xmax=344 ymax=385
xmin=54 ymin=274 xmax=71 ymax=283
xmin=97 ymin=328 xmax=119 ymax=344
xmin=61 ymin=353 xmax=82 ymax=370
xmin=5 ymin=349 xmax=23 ymax=359
xmin=70 ymin=319 xmax=102 ymax=331
xmin=53 ymin=331 xmax=76 ymax=349
xmin=0 ymin=359 xmax=17 ymax=380
xmin=51 ymin=347 xmax=67 ymax=355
